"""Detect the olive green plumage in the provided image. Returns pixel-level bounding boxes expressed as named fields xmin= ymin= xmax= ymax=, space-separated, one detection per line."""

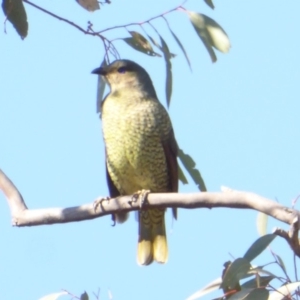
xmin=92 ymin=60 xmax=178 ymax=265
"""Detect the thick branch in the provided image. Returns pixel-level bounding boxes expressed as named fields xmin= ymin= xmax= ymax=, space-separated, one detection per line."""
xmin=0 ymin=168 xmax=298 ymax=228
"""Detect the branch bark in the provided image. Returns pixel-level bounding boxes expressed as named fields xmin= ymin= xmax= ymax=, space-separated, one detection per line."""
xmin=0 ymin=168 xmax=298 ymax=227
xmin=3 ymin=168 xmax=300 ymax=257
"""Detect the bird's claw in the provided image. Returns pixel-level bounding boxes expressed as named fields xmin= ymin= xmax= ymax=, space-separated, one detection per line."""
xmin=93 ymin=196 xmax=110 ymax=212
xmin=131 ymin=189 xmax=150 ymax=209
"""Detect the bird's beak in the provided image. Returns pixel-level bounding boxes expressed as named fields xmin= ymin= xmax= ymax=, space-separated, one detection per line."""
xmin=91 ymin=67 xmax=107 ymax=75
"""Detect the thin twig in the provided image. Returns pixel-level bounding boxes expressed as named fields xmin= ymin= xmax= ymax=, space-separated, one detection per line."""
xmin=97 ymin=0 xmax=187 ymax=34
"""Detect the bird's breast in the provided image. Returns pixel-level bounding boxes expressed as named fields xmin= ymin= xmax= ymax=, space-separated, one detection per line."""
xmin=102 ymin=96 xmax=170 ymax=194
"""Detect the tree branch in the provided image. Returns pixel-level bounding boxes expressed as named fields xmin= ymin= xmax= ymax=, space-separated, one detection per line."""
xmin=0 ymin=168 xmax=298 ymax=226
xmin=21 ymin=0 xmax=188 ymax=62
xmin=2 ymin=168 xmax=300 ymax=256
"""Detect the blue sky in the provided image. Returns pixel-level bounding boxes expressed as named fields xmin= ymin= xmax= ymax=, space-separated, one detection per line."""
xmin=1 ymin=0 xmax=300 ymax=299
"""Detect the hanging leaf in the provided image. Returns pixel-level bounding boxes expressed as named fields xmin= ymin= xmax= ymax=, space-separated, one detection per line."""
xmin=178 ymin=148 xmax=207 ymax=191
xmin=80 ymin=291 xmax=89 ymax=300
xmin=178 ymin=165 xmax=188 ymax=184
xmin=76 ymin=0 xmax=100 ymax=11
xmin=204 ymin=0 xmax=215 ymax=9
xmin=273 ymin=252 xmax=287 ymax=274
xmin=2 ymin=0 xmax=28 ymax=39
xmin=166 ymin=25 xmax=192 ymax=71
xmin=243 ymin=234 xmax=276 ymax=262
xmin=95 ymin=57 xmax=108 ymax=115
xmin=123 ymin=31 xmax=161 ymax=57
xmin=159 ymin=35 xmax=172 ymax=107
xmin=188 ymin=11 xmax=230 ymax=62
xmin=256 ymin=212 xmax=268 ymax=236
xmin=146 ymin=33 xmax=176 ymax=58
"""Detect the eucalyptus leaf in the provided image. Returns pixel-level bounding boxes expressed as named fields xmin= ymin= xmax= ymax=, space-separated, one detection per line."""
xmin=178 ymin=149 xmax=206 ymax=191
xmin=167 ymin=26 xmax=192 ymax=71
xmin=123 ymin=31 xmax=161 ymax=57
xmin=188 ymin=11 xmax=230 ymax=62
xmin=273 ymin=253 xmax=287 ymax=274
xmin=204 ymin=0 xmax=214 ymax=9
xmin=80 ymin=291 xmax=89 ymax=300
xmin=257 ymin=212 xmax=268 ymax=236
xmin=178 ymin=164 xmax=188 ymax=184
xmin=159 ymin=35 xmax=172 ymax=107
xmin=2 ymin=0 xmax=28 ymax=39
xmin=146 ymin=34 xmax=175 ymax=58
xmin=243 ymin=234 xmax=276 ymax=262
xmin=76 ymin=0 xmax=100 ymax=11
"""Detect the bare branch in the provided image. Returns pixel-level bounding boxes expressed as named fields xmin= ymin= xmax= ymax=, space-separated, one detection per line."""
xmin=96 ymin=2 xmax=186 ymax=34
xmin=0 ymin=169 xmax=27 ymax=216
xmin=0 ymin=168 xmax=298 ymax=226
xmin=273 ymin=217 xmax=300 ymax=256
xmin=2 ymin=168 xmax=300 ymax=256
xmin=21 ymin=0 xmax=187 ymax=61
xmin=23 ymin=0 xmax=95 ymax=36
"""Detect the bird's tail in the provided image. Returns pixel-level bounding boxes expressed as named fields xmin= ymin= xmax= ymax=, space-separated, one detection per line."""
xmin=137 ymin=208 xmax=168 ymax=265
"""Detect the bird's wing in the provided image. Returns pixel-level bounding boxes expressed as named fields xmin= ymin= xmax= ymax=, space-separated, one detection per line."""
xmin=105 ymin=150 xmax=120 ymax=198
xmin=105 ymin=150 xmax=129 ymax=224
xmin=162 ymin=128 xmax=179 ymax=219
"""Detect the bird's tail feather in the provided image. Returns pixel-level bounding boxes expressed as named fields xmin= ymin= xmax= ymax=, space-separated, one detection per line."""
xmin=137 ymin=209 xmax=168 ymax=265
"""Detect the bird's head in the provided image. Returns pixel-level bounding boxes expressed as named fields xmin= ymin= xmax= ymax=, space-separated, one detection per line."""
xmin=92 ymin=59 xmax=157 ymax=97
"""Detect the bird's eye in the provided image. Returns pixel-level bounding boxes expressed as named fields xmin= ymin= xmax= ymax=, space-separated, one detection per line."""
xmin=117 ymin=67 xmax=127 ymax=74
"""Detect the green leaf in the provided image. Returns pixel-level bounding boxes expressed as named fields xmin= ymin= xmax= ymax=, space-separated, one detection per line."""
xmin=204 ymin=0 xmax=214 ymax=9
xmin=96 ymin=57 xmax=108 ymax=114
xmin=229 ymin=288 xmax=269 ymax=300
xmin=256 ymin=212 xmax=268 ymax=236
xmin=159 ymin=35 xmax=173 ymax=107
xmin=178 ymin=164 xmax=188 ymax=184
xmin=242 ymin=275 xmax=275 ymax=289
xmin=273 ymin=252 xmax=287 ymax=274
xmin=123 ymin=31 xmax=161 ymax=57
xmin=221 ymin=258 xmax=252 ymax=290
xmin=188 ymin=11 xmax=230 ymax=62
xmin=38 ymin=291 xmax=67 ymax=300
xmin=146 ymin=34 xmax=176 ymax=58
xmin=80 ymin=291 xmax=89 ymax=300
xmin=243 ymin=234 xmax=276 ymax=262
xmin=166 ymin=26 xmax=192 ymax=71
xmin=178 ymin=148 xmax=207 ymax=191
xmin=2 ymin=0 xmax=28 ymax=39
xmin=76 ymin=0 xmax=100 ymax=11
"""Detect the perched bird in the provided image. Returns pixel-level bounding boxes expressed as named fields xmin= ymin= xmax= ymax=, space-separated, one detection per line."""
xmin=92 ymin=59 xmax=178 ymax=265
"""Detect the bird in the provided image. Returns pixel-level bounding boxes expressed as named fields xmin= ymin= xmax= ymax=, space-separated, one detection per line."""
xmin=92 ymin=59 xmax=178 ymax=265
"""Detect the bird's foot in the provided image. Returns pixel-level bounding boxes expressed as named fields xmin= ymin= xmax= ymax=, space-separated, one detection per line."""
xmin=93 ymin=196 xmax=110 ymax=212
xmin=130 ymin=189 xmax=150 ymax=208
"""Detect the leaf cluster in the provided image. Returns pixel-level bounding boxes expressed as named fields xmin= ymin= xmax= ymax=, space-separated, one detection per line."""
xmin=188 ymin=234 xmax=300 ymax=300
